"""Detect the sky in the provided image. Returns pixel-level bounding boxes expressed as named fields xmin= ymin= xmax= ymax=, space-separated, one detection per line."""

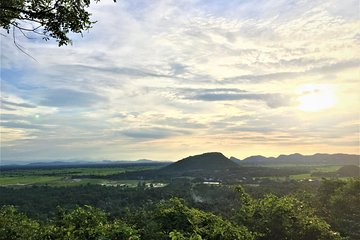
xmin=1 ymin=0 xmax=359 ymax=162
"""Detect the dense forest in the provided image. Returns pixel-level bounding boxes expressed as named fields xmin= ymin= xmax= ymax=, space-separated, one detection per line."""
xmin=1 ymin=177 xmax=359 ymax=240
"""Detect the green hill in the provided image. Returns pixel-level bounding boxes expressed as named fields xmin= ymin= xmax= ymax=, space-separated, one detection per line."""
xmin=336 ymin=165 xmax=360 ymax=177
xmin=162 ymin=152 xmax=239 ymax=172
xmin=238 ymin=153 xmax=359 ymax=165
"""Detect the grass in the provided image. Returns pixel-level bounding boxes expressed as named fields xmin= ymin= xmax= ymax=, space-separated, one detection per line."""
xmin=254 ymin=163 xmax=344 ymax=168
xmin=0 ymin=175 xmax=151 ymax=187
xmin=0 ymin=176 xmax=64 ymax=185
xmin=255 ymin=165 xmax=345 ymax=181
xmin=312 ymin=165 xmax=341 ymax=172
xmin=0 ymin=177 xmax=166 ymax=188
xmin=0 ymin=166 xmax=156 ymax=178
xmin=0 ymin=165 xmax=161 ymax=187
xmin=0 ymin=164 xmax=348 ymax=187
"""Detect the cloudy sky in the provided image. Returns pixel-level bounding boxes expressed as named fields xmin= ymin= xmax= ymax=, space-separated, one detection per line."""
xmin=1 ymin=0 xmax=359 ymax=162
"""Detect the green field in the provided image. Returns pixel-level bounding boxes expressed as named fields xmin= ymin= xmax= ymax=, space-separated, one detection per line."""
xmin=0 ymin=175 xmax=162 ymax=188
xmin=0 ymin=176 xmax=63 ymax=186
xmin=0 ymin=166 xmax=158 ymax=177
xmin=250 ymin=164 xmax=347 ymax=182
xmin=0 ymin=165 xmax=161 ymax=187
xmin=0 ymin=163 xmax=351 ymax=187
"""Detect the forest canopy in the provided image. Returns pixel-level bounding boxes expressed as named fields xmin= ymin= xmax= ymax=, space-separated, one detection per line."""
xmin=1 ymin=184 xmax=351 ymax=240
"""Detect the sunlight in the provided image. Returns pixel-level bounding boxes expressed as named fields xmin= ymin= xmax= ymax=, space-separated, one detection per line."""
xmin=297 ymin=84 xmax=336 ymax=112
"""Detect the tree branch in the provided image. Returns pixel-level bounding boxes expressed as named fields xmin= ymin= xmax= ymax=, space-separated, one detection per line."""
xmin=12 ymin=26 xmax=38 ymax=62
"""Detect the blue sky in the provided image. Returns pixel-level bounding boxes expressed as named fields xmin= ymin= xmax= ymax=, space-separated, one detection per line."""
xmin=1 ymin=0 xmax=359 ymax=161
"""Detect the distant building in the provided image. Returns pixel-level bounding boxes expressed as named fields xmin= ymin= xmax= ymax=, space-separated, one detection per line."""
xmin=145 ymin=183 xmax=167 ymax=188
xmin=202 ymin=181 xmax=220 ymax=185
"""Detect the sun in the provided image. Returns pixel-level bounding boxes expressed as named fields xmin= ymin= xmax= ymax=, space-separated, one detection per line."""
xmin=297 ymin=84 xmax=336 ymax=112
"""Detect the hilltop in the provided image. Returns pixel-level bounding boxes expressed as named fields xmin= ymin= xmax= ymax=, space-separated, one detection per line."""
xmin=162 ymin=152 xmax=239 ymax=172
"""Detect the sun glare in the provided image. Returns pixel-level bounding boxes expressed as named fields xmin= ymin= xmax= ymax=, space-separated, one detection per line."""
xmin=297 ymin=84 xmax=336 ymax=112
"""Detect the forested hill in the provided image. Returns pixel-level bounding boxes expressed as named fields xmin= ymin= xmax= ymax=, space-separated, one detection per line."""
xmin=231 ymin=153 xmax=359 ymax=165
xmin=162 ymin=152 xmax=239 ymax=172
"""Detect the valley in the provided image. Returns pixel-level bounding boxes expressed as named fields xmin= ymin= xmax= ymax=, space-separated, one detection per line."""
xmin=1 ymin=152 xmax=359 ymax=239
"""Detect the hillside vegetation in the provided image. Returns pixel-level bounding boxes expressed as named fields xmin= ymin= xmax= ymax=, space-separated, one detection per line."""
xmin=1 ymin=152 xmax=359 ymax=239
xmin=162 ymin=152 xmax=239 ymax=172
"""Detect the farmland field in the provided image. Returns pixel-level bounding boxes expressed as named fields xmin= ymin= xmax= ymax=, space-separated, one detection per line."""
xmin=0 ymin=164 xmax=164 ymax=187
xmin=0 ymin=163 xmax=349 ymax=187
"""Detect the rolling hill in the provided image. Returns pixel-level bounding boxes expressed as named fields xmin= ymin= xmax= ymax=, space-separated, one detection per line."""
xmin=162 ymin=152 xmax=239 ymax=172
xmin=336 ymin=165 xmax=360 ymax=177
xmin=232 ymin=153 xmax=359 ymax=165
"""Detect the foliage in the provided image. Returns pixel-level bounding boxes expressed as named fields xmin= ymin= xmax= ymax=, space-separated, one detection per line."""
xmin=44 ymin=205 xmax=139 ymax=240
xmin=313 ymin=178 xmax=360 ymax=239
xmin=0 ymin=199 xmax=253 ymax=240
xmin=126 ymin=197 xmax=255 ymax=240
xmin=0 ymin=0 xmax=115 ymax=46
xmin=0 ymin=205 xmax=139 ymax=240
xmin=169 ymin=230 xmax=202 ymax=240
xmin=235 ymin=186 xmax=341 ymax=240
xmin=161 ymin=198 xmax=254 ymax=240
xmin=0 ymin=205 xmax=42 ymax=240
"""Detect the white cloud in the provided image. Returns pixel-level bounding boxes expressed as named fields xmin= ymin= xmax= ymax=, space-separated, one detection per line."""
xmin=1 ymin=0 xmax=359 ymax=160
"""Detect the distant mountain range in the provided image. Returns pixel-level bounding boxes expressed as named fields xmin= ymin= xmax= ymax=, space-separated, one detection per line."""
xmin=2 ymin=153 xmax=358 ymax=169
xmin=231 ymin=153 xmax=359 ymax=165
xmin=162 ymin=152 xmax=239 ymax=172
xmin=0 ymin=159 xmax=167 ymax=167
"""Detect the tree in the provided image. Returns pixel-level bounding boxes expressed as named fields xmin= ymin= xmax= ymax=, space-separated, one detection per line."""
xmin=127 ymin=198 xmax=255 ymax=240
xmin=314 ymin=178 xmax=360 ymax=239
xmin=0 ymin=205 xmax=139 ymax=240
xmin=234 ymin=186 xmax=341 ymax=240
xmin=45 ymin=205 xmax=139 ymax=240
xmin=0 ymin=0 xmax=115 ymax=46
xmin=0 ymin=205 xmax=42 ymax=240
